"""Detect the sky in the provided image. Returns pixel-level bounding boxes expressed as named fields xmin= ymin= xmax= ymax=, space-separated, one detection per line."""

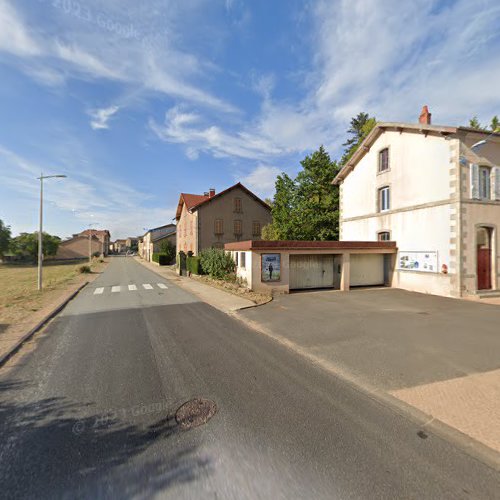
xmin=0 ymin=0 xmax=499 ymax=240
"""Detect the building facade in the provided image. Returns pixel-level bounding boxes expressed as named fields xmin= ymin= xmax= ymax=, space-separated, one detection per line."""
xmin=140 ymin=224 xmax=176 ymax=262
xmin=78 ymin=229 xmax=110 ymax=256
xmin=176 ymin=183 xmax=272 ymax=255
xmin=334 ymin=107 xmax=500 ymax=298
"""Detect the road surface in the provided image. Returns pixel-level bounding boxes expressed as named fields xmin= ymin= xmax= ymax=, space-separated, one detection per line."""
xmin=0 ymin=257 xmax=498 ymax=499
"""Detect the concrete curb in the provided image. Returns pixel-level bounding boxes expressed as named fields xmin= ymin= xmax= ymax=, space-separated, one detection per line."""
xmin=0 ymin=281 xmax=89 ymax=367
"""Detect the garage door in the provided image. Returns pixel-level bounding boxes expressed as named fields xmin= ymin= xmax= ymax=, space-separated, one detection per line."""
xmin=290 ymin=255 xmax=334 ymax=290
xmin=350 ymin=254 xmax=384 ymax=286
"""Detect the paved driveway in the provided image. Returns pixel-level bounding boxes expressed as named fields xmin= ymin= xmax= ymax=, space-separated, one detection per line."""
xmin=238 ymin=288 xmax=500 ymax=454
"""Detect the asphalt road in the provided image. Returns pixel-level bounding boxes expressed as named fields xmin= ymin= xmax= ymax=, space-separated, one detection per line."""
xmin=0 ymin=257 xmax=499 ymax=499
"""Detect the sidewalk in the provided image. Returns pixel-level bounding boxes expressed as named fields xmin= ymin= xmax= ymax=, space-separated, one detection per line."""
xmin=135 ymin=258 xmax=255 ymax=313
xmin=237 ymin=288 xmax=500 ymax=461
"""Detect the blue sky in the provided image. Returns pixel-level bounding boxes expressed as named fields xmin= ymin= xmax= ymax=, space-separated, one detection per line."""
xmin=0 ymin=0 xmax=499 ymax=239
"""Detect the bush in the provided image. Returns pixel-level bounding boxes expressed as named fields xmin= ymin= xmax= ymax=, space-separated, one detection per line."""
xmin=199 ymin=248 xmax=235 ymax=279
xmin=186 ymin=255 xmax=203 ymax=275
xmin=159 ymin=240 xmax=176 ymax=263
xmin=77 ymin=264 xmax=91 ymax=274
xmin=152 ymin=253 xmax=169 ymax=265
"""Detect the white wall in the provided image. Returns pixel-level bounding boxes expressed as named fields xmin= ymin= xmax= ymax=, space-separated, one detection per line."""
xmin=340 ymin=129 xmax=455 ymax=296
xmin=342 ymin=130 xmax=452 ymax=219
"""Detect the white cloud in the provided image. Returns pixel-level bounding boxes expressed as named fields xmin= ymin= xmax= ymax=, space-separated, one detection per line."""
xmin=241 ymin=164 xmax=281 ymax=199
xmin=150 ymin=106 xmax=283 ymax=161
xmin=0 ymin=144 xmax=172 ymax=239
xmin=0 ymin=0 xmax=41 ymax=56
xmin=89 ymin=105 xmax=120 ymax=130
xmin=0 ymin=1 xmax=237 ymax=113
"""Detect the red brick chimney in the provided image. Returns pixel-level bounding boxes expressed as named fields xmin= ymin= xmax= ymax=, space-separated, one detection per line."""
xmin=209 ymin=188 xmax=215 ymax=198
xmin=419 ymin=105 xmax=431 ymax=125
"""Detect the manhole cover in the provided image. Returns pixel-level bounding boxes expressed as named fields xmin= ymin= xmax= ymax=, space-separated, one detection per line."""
xmin=175 ymin=398 xmax=217 ymax=430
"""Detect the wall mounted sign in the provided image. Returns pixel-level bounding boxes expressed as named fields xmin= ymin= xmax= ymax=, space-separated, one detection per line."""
xmin=398 ymin=251 xmax=438 ymax=273
xmin=261 ymin=253 xmax=281 ymax=282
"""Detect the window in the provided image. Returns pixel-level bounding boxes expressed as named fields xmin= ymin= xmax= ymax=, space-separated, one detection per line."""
xmin=479 ymin=166 xmax=491 ymax=200
xmin=240 ymin=252 xmax=246 ymax=268
xmin=234 ymin=220 xmax=242 ymax=235
xmin=214 ymin=219 xmax=224 ymax=235
xmin=234 ymin=252 xmax=238 ymax=266
xmin=234 ymin=197 xmax=242 ymax=213
xmin=378 ymin=231 xmax=391 ymax=241
xmin=252 ymin=221 xmax=261 ymax=237
xmin=378 ymin=186 xmax=390 ymax=212
xmin=378 ymin=148 xmax=389 ymax=172
xmin=190 ymin=220 xmax=193 ymax=235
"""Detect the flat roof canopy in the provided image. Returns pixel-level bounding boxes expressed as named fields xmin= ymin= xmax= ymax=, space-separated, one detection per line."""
xmin=225 ymin=240 xmax=397 ymax=252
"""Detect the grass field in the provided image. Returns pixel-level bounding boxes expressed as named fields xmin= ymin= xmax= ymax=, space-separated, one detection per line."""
xmin=0 ymin=259 xmax=105 ymax=329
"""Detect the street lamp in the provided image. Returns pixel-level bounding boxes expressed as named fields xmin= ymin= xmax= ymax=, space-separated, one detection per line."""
xmin=88 ymin=222 xmax=100 ymax=264
xmin=37 ymin=173 xmax=67 ymax=291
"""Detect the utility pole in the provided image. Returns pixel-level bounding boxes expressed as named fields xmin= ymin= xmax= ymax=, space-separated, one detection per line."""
xmin=37 ymin=173 xmax=67 ymax=291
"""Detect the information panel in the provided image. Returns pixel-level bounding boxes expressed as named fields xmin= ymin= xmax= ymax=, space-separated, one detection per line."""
xmin=398 ymin=251 xmax=438 ymax=273
xmin=261 ymin=253 xmax=281 ymax=282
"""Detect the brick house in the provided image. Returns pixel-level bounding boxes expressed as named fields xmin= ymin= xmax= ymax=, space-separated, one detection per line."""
xmin=78 ymin=229 xmax=110 ymax=256
xmin=175 ymin=183 xmax=272 ymax=255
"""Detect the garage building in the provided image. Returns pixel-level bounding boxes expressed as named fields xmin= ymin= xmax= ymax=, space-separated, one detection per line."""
xmin=225 ymin=240 xmax=397 ymax=294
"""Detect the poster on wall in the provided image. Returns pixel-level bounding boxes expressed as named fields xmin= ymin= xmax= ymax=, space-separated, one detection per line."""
xmin=398 ymin=251 xmax=438 ymax=273
xmin=261 ymin=254 xmax=281 ymax=282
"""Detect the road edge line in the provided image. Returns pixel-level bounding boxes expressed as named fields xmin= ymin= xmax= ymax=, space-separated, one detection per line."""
xmin=0 ymin=281 xmax=89 ymax=367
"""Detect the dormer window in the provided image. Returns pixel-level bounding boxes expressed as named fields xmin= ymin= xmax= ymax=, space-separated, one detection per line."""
xmin=378 ymin=148 xmax=389 ymax=172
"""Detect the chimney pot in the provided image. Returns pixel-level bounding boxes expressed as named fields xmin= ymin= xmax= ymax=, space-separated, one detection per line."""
xmin=419 ymin=105 xmax=431 ymax=125
xmin=209 ymin=188 xmax=216 ymax=198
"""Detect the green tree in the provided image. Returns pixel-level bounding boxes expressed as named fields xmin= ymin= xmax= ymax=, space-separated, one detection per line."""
xmin=11 ymin=232 xmax=61 ymax=262
xmin=159 ymin=239 xmax=176 ymax=263
xmin=491 ymin=115 xmax=500 ymax=133
xmin=269 ymin=146 xmax=340 ymax=240
xmin=261 ymin=223 xmax=278 ymax=241
xmin=469 ymin=116 xmax=484 ymax=130
xmin=0 ymin=219 xmax=12 ymax=258
xmin=341 ymin=112 xmax=376 ymax=166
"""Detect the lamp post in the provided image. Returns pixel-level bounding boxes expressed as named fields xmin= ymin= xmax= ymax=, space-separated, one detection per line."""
xmin=37 ymin=173 xmax=67 ymax=291
xmin=88 ymin=222 xmax=99 ymax=264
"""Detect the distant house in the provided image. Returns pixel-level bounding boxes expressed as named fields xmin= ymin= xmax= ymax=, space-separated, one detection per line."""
xmin=78 ymin=229 xmax=111 ymax=256
xmin=175 ymin=183 xmax=272 ymax=255
xmin=114 ymin=239 xmax=127 ymax=253
xmin=126 ymin=237 xmax=139 ymax=250
xmin=56 ymin=235 xmax=101 ymax=260
xmin=140 ymin=224 xmax=176 ymax=262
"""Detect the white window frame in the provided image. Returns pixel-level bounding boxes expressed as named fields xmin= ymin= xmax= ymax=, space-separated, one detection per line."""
xmin=378 ymin=186 xmax=390 ymax=212
xmin=479 ymin=166 xmax=491 ymax=200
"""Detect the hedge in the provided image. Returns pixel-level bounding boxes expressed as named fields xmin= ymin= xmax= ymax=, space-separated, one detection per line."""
xmin=186 ymin=255 xmax=203 ymax=275
xmin=152 ymin=253 xmax=169 ymax=265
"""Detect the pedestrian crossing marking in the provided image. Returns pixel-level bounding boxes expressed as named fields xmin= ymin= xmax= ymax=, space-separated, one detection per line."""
xmin=92 ymin=283 xmax=169 ymax=295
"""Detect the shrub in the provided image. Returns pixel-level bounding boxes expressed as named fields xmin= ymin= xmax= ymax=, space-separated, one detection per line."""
xmin=92 ymin=251 xmax=101 ymax=258
xmin=199 ymin=248 xmax=235 ymax=279
xmin=159 ymin=240 xmax=176 ymax=263
xmin=186 ymin=255 xmax=203 ymax=275
xmin=152 ymin=253 xmax=169 ymax=265
xmin=77 ymin=264 xmax=91 ymax=274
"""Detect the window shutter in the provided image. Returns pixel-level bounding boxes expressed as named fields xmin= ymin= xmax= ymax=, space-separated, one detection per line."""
xmin=470 ymin=163 xmax=480 ymax=199
xmin=494 ymin=167 xmax=500 ymax=201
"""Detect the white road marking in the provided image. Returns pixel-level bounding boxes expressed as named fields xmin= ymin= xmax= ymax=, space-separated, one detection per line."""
xmin=143 ymin=284 xmax=153 ymax=290
xmin=94 ymin=287 xmax=104 ymax=295
xmin=111 ymin=286 xmax=121 ymax=293
xmin=157 ymin=283 xmax=168 ymax=289
xmin=128 ymin=284 xmax=137 ymax=291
